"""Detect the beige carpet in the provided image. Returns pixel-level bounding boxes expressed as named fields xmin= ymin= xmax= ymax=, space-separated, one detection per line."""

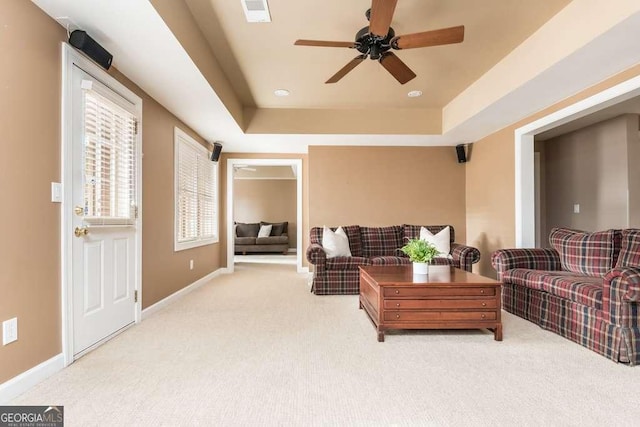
xmin=13 ymin=264 xmax=640 ymax=426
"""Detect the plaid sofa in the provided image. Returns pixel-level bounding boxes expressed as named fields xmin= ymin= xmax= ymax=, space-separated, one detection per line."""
xmin=306 ymin=224 xmax=480 ymax=295
xmin=492 ymin=227 xmax=640 ymax=365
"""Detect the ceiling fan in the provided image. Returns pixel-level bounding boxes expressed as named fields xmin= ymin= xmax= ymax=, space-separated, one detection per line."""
xmin=294 ymin=0 xmax=464 ymax=85
xmin=233 ymin=164 xmax=257 ymax=172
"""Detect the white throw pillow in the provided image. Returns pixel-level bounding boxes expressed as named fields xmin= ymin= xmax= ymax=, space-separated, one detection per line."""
xmin=258 ymin=224 xmax=272 ymax=238
xmin=420 ymin=226 xmax=450 ymax=257
xmin=322 ymin=226 xmax=352 ymax=258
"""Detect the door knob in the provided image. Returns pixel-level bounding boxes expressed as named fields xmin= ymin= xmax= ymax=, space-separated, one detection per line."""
xmin=74 ymin=227 xmax=89 ymax=237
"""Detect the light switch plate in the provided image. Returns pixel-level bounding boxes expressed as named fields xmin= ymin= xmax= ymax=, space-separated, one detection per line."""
xmin=573 ymin=204 xmax=580 ymax=214
xmin=51 ymin=182 xmax=62 ymax=203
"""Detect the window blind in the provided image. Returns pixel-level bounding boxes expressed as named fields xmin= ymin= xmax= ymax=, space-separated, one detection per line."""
xmin=175 ymin=130 xmax=218 ymax=247
xmin=83 ymin=88 xmax=137 ymax=225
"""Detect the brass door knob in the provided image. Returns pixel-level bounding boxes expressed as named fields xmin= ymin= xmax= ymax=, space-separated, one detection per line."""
xmin=74 ymin=227 xmax=89 ymax=237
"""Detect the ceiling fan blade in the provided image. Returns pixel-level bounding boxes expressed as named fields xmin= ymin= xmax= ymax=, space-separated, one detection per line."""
xmin=379 ymin=52 xmax=416 ymax=85
xmin=369 ymin=0 xmax=398 ymax=38
xmin=392 ymin=25 xmax=465 ymax=50
xmin=326 ymin=55 xmax=367 ymax=84
xmin=295 ymin=40 xmax=358 ymax=48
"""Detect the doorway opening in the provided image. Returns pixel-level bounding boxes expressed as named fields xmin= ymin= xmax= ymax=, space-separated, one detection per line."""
xmin=515 ymin=74 xmax=640 ymax=247
xmin=226 ymin=158 xmax=304 ymax=273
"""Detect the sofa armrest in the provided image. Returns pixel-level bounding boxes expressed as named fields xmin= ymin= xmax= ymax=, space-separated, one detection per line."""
xmin=491 ymin=248 xmax=562 ymax=277
xmin=306 ymin=244 xmax=327 ymax=270
xmin=603 ymin=267 xmax=640 ymax=326
xmin=450 ymin=243 xmax=480 ymax=272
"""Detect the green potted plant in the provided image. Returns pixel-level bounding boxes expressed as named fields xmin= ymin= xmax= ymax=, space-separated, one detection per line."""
xmin=399 ymin=238 xmax=440 ymax=274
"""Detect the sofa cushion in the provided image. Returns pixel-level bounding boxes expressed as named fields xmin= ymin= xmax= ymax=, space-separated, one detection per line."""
xmin=326 ymin=256 xmax=369 ymax=270
xmin=549 ymin=228 xmax=621 ymax=277
xmin=420 ymin=226 xmax=450 ymax=256
xmin=361 ymin=226 xmax=403 ymax=258
xmin=616 ymin=229 xmax=640 ymax=268
xmin=235 ymin=237 xmax=256 ymax=245
xmin=236 ymin=222 xmax=260 ymax=237
xmin=503 ymin=269 xmax=603 ymax=309
xmin=404 ymin=225 xmax=455 ymax=244
xmin=310 ymin=226 xmax=362 ymax=257
xmin=258 ymin=224 xmax=272 ymax=238
xmin=322 ymin=226 xmax=352 ymax=258
xmin=260 ymin=221 xmax=288 ymax=236
xmin=256 ymin=236 xmax=289 ymax=245
xmin=369 ymin=256 xmax=411 ymax=266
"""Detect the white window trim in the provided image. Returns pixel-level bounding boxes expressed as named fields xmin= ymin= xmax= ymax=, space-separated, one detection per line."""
xmin=174 ymin=127 xmax=219 ymax=251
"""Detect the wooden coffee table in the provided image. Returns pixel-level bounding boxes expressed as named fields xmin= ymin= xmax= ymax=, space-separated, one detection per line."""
xmin=359 ymin=265 xmax=502 ymax=342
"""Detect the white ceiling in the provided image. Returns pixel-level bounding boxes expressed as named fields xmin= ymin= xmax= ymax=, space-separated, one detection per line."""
xmin=31 ymin=0 xmax=640 ymax=153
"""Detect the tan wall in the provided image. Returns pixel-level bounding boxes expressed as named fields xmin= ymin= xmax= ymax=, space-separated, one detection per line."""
xmin=309 ymin=146 xmax=467 ymax=242
xmin=543 ymin=115 xmax=632 ymax=237
xmin=627 ymin=116 xmax=640 ymax=228
xmin=234 ymin=179 xmax=297 ymax=248
xmin=0 ymin=0 xmax=219 ymax=384
xmin=466 ymin=64 xmax=640 ymax=278
xmin=220 ymin=154 xmax=309 ymax=267
xmin=0 ymin=0 xmax=66 ymax=384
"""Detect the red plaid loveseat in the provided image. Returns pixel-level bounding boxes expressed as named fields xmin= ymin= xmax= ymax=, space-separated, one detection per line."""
xmin=306 ymin=225 xmax=480 ymax=295
xmin=492 ymin=228 xmax=640 ymax=365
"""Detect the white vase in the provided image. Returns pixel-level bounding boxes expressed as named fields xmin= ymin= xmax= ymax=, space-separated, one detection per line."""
xmin=412 ymin=262 xmax=429 ymax=275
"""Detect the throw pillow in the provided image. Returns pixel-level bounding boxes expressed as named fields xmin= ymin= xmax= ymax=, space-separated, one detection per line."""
xmin=616 ymin=229 xmax=640 ymax=268
xmin=420 ymin=226 xmax=450 ymax=256
xmin=549 ymin=228 xmax=619 ymax=277
xmin=322 ymin=226 xmax=352 ymax=258
xmin=258 ymin=224 xmax=272 ymax=238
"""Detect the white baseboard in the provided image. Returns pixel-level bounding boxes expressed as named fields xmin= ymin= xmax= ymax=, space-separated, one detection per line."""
xmin=287 ymin=248 xmax=297 ymax=253
xmin=0 ymin=354 xmax=64 ymax=404
xmin=142 ymin=267 xmax=230 ymax=320
xmin=297 ymin=266 xmax=309 ymax=274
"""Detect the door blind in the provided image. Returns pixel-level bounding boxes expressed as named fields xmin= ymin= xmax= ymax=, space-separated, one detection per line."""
xmin=83 ymin=88 xmax=137 ymax=225
xmin=176 ymin=134 xmax=217 ymax=244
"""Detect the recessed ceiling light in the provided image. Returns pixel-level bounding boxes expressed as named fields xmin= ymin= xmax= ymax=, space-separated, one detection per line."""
xmin=274 ymin=89 xmax=290 ymax=97
xmin=407 ymin=90 xmax=423 ymax=98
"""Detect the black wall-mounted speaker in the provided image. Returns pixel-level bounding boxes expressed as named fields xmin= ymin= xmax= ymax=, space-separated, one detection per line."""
xmin=456 ymin=144 xmax=467 ymax=163
xmin=210 ymin=142 xmax=223 ymax=162
xmin=69 ymin=30 xmax=113 ymax=70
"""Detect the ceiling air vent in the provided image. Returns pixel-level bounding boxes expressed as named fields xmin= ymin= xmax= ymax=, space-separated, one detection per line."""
xmin=241 ymin=0 xmax=271 ymax=23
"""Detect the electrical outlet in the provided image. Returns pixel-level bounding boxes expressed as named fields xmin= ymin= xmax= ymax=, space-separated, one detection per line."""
xmin=3 ymin=317 xmax=18 ymax=345
xmin=189 ymin=259 xmax=194 ymax=270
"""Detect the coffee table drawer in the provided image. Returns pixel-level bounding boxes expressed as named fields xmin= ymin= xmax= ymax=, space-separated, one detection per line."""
xmin=384 ymin=299 xmax=497 ymax=310
xmin=384 ymin=311 xmax=497 ymax=322
xmin=383 ymin=287 xmax=496 ymax=298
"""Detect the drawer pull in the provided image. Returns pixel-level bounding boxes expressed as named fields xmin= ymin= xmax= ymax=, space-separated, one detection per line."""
xmin=396 ymin=314 xmax=400 ymax=319
xmin=396 ymin=303 xmax=400 ymax=308
xmin=482 ymin=303 xmax=486 ymax=307
xmin=395 ymin=290 xmax=400 ymax=294
xmin=480 ymin=290 xmax=485 ymax=294
xmin=481 ymin=314 xmax=486 ymax=319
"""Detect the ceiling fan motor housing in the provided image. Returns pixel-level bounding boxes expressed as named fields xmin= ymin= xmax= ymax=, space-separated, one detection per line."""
xmin=355 ymin=26 xmax=395 ymax=60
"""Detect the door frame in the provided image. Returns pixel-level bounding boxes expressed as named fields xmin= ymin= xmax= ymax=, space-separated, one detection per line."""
xmin=226 ymin=158 xmax=304 ymax=273
xmin=515 ymin=74 xmax=640 ymax=247
xmin=60 ymin=43 xmax=143 ymax=366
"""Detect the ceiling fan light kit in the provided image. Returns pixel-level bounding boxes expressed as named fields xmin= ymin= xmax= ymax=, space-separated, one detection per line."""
xmin=294 ymin=0 xmax=464 ymax=85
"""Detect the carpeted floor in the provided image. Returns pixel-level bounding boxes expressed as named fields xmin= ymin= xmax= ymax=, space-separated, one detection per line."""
xmin=13 ymin=264 xmax=640 ymax=426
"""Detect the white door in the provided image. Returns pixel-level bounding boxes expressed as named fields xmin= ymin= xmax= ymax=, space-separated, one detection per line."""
xmin=71 ymin=66 xmax=139 ymax=357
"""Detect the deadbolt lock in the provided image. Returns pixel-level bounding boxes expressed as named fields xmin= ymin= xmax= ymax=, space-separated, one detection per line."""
xmin=74 ymin=206 xmax=84 ymax=216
